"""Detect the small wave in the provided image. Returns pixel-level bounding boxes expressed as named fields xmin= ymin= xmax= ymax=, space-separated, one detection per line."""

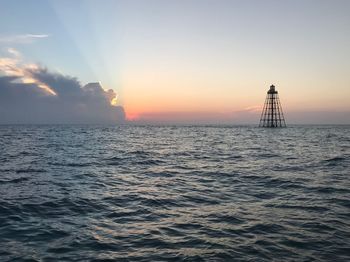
xmin=204 ymin=171 xmax=237 ymax=179
xmin=280 ymin=239 xmax=309 ymax=249
xmin=140 ymin=197 xmax=183 ymax=209
xmin=65 ymin=162 xmax=94 ymax=167
xmin=226 ymin=155 xmax=243 ymax=159
xmin=144 ymin=171 xmax=175 ymax=178
xmin=159 ymin=226 xmax=185 ymax=237
xmin=269 ymin=204 xmax=329 ymax=212
xmin=106 ymin=156 xmax=123 ymax=162
xmin=49 ymin=161 xmax=95 ymax=167
xmin=0 ymin=177 xmax=30 ymax=184
xmin=105 ymin=157 xmax=124 ymax=166
xmin=208 ymin=214 xmax=244 ymax=225
xmin=323 ymin=156 xmax=347 ymax=166
xmin=182 ymin=195 xmax=220 ymax=205
xmin=106 ymin=209 xmax=149 ymax=219
xmin=173 ymin=165 xmax=196 ymax=170
xmin=20 ymin=197 xmax=105 ymax=218
xmin=136 ymin=159 xmax=165 ymax=165
xmin=130 ymin=150 xmax=151 ymax=157
xmin=330 ymin=198 xmax=350 ymax=208
xmin=301 ymin=221 xmax=336 ymax=232
xmin=17 ymin=151 xmax=35 ymax=156
xmin=32 ymin=228 xmax=70 ymax=241
xmin=105 ymin=155 xmax=165 ymax=166
xmin=243 ymin=223 xmax=285 ymax=234
xmin=0 ymin=251 xmax=11 ymax=256
xmin=15 ymin=168 xmax=46 ymax=174
xmin=129 ymin=236 xmax=174 ymax=249
xmin=252 ymin=192 xmax=276 ymax=200
xmin=46 ymin=246 xmax=73 ymax=254
xmin=325 ymin=156 xmax=346 ymax=162
xmin=257 ymin=153 xmax=279 ymax=158
xmin=316 ymin=186 xmax=350 ymax=194
xmin=173 ymin=222 xmax=204 ymax=231
xmin=70 ymin=237 xmax=122 ymax=252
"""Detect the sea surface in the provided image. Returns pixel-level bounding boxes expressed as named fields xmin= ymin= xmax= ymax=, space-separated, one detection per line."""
xmin=0 ymin=125 xmax=349 ymax=261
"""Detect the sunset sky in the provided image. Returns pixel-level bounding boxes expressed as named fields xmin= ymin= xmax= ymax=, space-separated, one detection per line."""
xmin=1 ymin=0 xmax=350 ymax=124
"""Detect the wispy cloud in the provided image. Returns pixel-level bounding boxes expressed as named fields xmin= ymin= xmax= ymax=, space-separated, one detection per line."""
xmin=7 ymin=47 xmax=21 ymax=58
xmin=0 ymin=34 xmax=50 ymax=44
xmin=0 ymin=48 xmax=55 ymax=94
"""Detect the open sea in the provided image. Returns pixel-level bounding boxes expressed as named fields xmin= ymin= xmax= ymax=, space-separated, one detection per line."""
xmin=0 ymin=125 xmax=349 ymax=261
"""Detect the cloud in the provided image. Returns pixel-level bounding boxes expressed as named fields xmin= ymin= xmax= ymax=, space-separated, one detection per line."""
xmin=0 ymin=49 xmax=125 ymax=124
xmin=0 ymin=34 xmax=49 ymax=44
xmin=7 ymin=48 xmax=21 ymax=57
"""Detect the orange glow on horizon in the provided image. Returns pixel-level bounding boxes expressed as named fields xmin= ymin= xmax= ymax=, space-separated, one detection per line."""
xmin=125 ymin=111 xmax=140 ymax=121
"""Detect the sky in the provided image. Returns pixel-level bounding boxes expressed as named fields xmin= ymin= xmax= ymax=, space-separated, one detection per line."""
xmin=0 ymin=0 xmax=350 ymax=124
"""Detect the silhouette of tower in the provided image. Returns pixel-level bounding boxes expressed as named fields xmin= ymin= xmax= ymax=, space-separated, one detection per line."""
xmin=259 ymin=85 xmax=286 ymax=127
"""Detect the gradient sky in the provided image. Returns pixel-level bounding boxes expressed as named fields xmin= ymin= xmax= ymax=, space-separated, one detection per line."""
xmin=1 ymin=0 xmax=350 ymax=123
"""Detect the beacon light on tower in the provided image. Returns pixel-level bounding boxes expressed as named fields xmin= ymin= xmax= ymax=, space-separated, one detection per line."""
xmin=259 ymin=85 xmax=286 ymax=128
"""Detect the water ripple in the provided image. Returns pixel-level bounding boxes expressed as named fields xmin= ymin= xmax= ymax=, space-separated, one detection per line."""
xmin=0 ymin=125 xmax=349 ymax=261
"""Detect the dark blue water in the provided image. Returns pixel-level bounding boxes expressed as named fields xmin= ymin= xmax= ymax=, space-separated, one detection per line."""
xmin=0 ymin=125 xmax=349 ymax=261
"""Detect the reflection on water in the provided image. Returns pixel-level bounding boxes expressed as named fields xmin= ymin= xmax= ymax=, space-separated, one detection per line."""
xmin=0 ymin=125 xmax=350 ymax=261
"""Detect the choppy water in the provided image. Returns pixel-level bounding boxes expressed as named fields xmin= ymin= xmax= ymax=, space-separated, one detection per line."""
xmin=0 ymin=125 xmax=350 ymax=261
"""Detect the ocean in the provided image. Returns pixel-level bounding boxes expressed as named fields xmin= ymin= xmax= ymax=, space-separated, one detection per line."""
xmin=0 ymin=125 xmax=349 ymax=261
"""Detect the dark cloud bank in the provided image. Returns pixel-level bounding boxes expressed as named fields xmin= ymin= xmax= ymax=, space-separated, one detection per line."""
xmin=0 ymin=68 xmax=125 ymax=124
